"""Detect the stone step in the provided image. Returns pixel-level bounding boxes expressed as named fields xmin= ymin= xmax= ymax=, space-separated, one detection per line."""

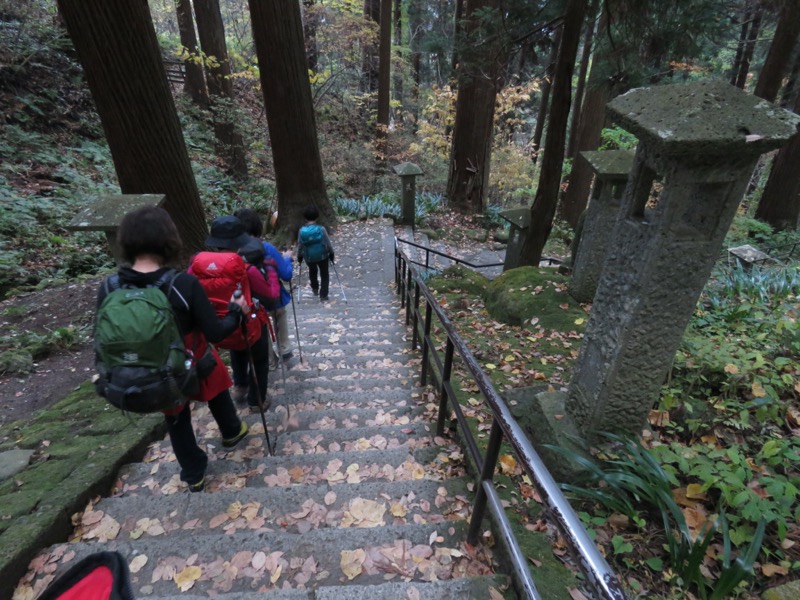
xmin=152 ymin=575 xmax=511 ymax=599
xmin=269 ymin=376 xmax=421 ymax=396
xmin=90 ymin=477 xmax=473 ymax=540
xmin=35 ymin=523 xmax=492 ymax=596
xmin=146 ymin=412 xmax=434 ymax=459
xmin=115 ymin=447 xmax=463 ymax=497
xmin=275 ymin=355 xmax=419 ymax=372
xmin=275 ymin=367 xmax=419 ymax=385
xmin=287 ymin=331 xmax=410 ymax=347
xmin=291 ymin=345 xmax=413 ymax=359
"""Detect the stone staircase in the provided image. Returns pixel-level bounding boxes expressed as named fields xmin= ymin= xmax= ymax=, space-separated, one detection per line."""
xmin=15 ymin=221 xmax=511 ymax=599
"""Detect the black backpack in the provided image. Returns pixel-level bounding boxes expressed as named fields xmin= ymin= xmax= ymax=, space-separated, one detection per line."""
xmin=38 ymin=551 xmax=135 ymax=600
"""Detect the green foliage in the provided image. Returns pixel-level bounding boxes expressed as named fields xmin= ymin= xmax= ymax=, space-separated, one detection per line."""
xmin=552 ymin=433 xmax=766 ymax=598
xmin=333 ymin=192 xmax=445 ymax=224
xmin=599 ymin=126 xmax=638 ymax=151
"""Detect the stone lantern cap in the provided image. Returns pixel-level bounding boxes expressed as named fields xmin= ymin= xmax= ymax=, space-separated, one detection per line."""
xmin=607 ymin=79 xmax=800 ymax=158
xmin=580 ymin=149 xmax=634 ymax=179
xmin=392 ymin=162 xmax=423 ymax=177
xmin=67 ymin=194 xmax=166 ymax=232
xmin=499 ymin=207 xmax=530 ymax=228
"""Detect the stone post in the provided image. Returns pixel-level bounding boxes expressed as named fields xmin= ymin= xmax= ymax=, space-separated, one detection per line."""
xmin=393 ymin=162 xmax=423 ymax=227
xmin=499 ymin=208 xmax=530 ymax=271
xmin=569 ymin=150 xmax=634 ymax=303
xmin=566 ymin=80 xmax=800 ymax=436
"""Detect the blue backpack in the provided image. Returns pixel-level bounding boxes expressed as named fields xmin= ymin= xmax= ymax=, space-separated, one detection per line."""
xmin=299 ymin=224 xmax=328 ymax=263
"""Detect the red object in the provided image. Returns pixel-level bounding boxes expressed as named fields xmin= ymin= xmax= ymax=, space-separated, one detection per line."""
xmin=190 ymin=251 xmax=262 ymax=351
xmin=57 ymin=566 xmax=113 ymax=599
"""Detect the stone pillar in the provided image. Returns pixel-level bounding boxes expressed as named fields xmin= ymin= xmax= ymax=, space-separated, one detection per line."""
xmin=566 ymin=80 xmax=800 ymax=436
xmin=569 ymin=150 xmax=634 ymax=303
xmin=393 ymin=162 xmax=423 ymax=227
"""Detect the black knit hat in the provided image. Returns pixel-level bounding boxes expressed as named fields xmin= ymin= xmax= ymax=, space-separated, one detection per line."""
xmin=205 ymin=216 xmax=250 ymax=250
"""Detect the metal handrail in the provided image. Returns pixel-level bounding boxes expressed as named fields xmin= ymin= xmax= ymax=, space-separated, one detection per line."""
xmin=394 ymin=238 xmax=627 ymax=600
xmin=396 ymin=236 xmax=504 ymax=271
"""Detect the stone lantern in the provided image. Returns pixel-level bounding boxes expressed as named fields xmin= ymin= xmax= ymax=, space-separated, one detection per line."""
xmin=393 ymin=162 xmax=423 ymax=227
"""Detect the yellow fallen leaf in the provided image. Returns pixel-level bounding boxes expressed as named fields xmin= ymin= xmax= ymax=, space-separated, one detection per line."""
xmin=129 ymin=555 xmax=148 ymax=574
xmin=340 ymin=549 xmax=365 ymax=580
xmin=724 ymin=363 xmax=739 ymax=375
xmin=174 ymin=565 xmax=201 ymax=592
xmin=485 ymin=363 xmax=497 ymax=370
xmin=504 ymin=355 xmax=515 ymax=362
xmin=751 ymin=381 xmax=767 ymax=398
xmin=270 ymin=563 xmax=282 ymax=584
xmin=686 ymin=483 xmax=707 ymax=500
xmin=574 ymin=318 xmax=585 ymax=325
xmin=498 ymin=454 xmax=517 ymax=475
xmin=390 ymin=502 xmax=408 ymax=517
xmin=226 ymin=501 xmax=242 ymax=519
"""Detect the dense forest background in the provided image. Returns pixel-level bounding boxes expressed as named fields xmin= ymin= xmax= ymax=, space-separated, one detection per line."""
xmin=2 ymin=2 xmax=800 ymax=597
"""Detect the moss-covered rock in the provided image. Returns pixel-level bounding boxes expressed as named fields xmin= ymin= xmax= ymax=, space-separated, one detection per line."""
xmin=418 ymin=228 xmax=438 ymax=240
xmin=428 ymin=264 xmax=490 ymax=297
xmin=484 ymin=267 xmax=583 ymax=329
xmin=0 ymin=349 xmax=33 ymax=375
xmin=763 ymin=581 xmax=800 ymax=600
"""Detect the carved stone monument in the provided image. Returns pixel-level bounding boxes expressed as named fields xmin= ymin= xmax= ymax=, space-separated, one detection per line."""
xmin=66 ymin=194 xmax=166 ymax=264
xmin=566 ymin=80 xmax=800 ymax=436
xmin=569 ymin=150 xmax=635 ymax=302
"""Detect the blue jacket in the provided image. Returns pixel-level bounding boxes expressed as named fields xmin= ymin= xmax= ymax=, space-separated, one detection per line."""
xmin=262 ymin=241 xmax=293 ymax=308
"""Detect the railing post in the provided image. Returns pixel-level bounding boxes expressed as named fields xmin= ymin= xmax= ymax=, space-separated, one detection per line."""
xmin=405 ymin=267 xmax=412 ymax=326
xmin=394 ymin=244 xmax=400 ymax=290
xmin=468 ymin=418 xmax=504 ymax=544
xmin=436 ymin=339 xmax=454 ymax=436
xmin=400 ymin=261 xmax=407 ymax=308
xmin=420 ymin=302 xmax=433 ymax=386
xmin=425 ymin=248 xmax=430 ymax=271
xmin=411 ymin=281 xmax=421 ymax=350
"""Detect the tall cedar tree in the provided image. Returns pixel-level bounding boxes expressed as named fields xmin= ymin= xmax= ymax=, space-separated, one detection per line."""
xmin=376 ymin=0 xmax=392 ymax=155
xmin=529 ymin=26 xmax=562 ymax=164
xmin=566 ymin=0 xmax=599 ymax=159
xmin=193 ymin=0 xmax=248 ymax=179
xmin=446 ymin=0 xmax=505 ymax=213
xmin=303 ymin=0 xmax=319 ymax=72
xmin=754 ymin=0 xmax=800 ymax=230
xmin=248 ymin=0 xmax=335 ymax=236
xmin=176 ymin=0 xmax=209 ymax=109
xmin=519 ymin=0 xmax=587 ymax=265
xmin=362 ymin=0 xmax=380 ymax=93
xmin=56 ymin=0 xmax=208 ymax=253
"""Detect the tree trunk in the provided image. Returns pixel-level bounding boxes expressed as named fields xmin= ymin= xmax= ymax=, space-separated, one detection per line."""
xmin=566 ymin=0 xmax=598 ymax=160
xmin=729 ymin=4 xmax=751 ymax=86
xmin=753 ymin=1 xmax=800 ymax=102
xmin=193 ymin=0 xmax=248 ymax=179
xmin=529 ymin=26 xmax=561 ymax=164
xmin=393 ymin=0 xmax=403 ymax=111
xmin=780 ymin=48 xmax=800 ymax=108
xmin=445 ymin=0 xmax=504 ymax=214
xmin=176 ymin=0 xmax=209 ymax=109
xmin=519 ymin=0 xmax=587 ymax=265
xmin=755 ymin=86 xmax=800 ymax=230
xmin=248 ymin=0 xmax=335 ymax=237
xmin=377 ymin=0 xmax=392 ymax=151
xmin=302 ymin=0 xmax=319 ymax=72
xmin=735 ymin=4 xmax=762 ymax=90
xmin=56 ymin=0 xmax=208 ymax=254
xmin=362 ymin=0 xmax=380 ymax=93
xmin=451 ymin=0 xmax=464 ymax=74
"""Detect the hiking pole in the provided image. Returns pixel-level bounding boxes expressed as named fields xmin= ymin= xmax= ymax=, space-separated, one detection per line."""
xmin=287 ymin=278 xmax=304 ymax=364
xmin=268 ymin=310 xmax=287 ymax=387
xmin=234 ymin=292 xmax=274 ymax=456
xmin=331 ymin=262 xmax=347 ymax=304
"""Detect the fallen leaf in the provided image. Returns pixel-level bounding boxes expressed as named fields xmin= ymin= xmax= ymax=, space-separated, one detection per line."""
xmin=174 ymin=565 xmax=201 ymax=592
xmin=340 ymin=549 xmax=365 ymax=580
xmin=761 ymin=563 xmax=788 ymax=577
xmin=751 ymin=381 xmax=767 ymax=398
xmin=724 ymin=363 xmax=739 ymax=374
xmin=129 ymin=555 xmax=148 ymax=574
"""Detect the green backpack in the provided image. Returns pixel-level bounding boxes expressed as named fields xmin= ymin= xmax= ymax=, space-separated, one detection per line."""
xmin=94 ymin=270 xmax=198 ymax=413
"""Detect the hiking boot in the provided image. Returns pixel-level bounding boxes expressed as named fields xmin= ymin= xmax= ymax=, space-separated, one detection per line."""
xmin=231 ymin=385 xmax=248 ymax=405
xmin=188 ymin=477 xmax=205 ymax=493
xmin=222 ymin=421 xmax=248 ymax=448
xmin=282 ymin=351 xmax=294 ymax=361
xmin=311 ymin=287 xmax=319 ymax=296
xmin=320 ymin=295 xmax=328 ymax=302
xmin=248 ymin=396 xmax=271 ymax=411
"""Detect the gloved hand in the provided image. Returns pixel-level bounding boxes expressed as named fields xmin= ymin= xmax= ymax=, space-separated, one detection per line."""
xmin=329 ymin=253 xmax=335 ymax=264
xmin=298 ymin=256 xmax=304 ymax=265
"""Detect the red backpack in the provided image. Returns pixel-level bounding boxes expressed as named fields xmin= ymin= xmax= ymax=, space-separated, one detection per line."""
xmin=248 ymin=257 xmax=281 ymax=310
xmin=190 ymin=251 xmax=263 ymax=351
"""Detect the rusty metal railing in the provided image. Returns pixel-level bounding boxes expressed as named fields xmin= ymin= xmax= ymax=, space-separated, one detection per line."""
xmin=394 ymin=238 xmax=627 ymax=600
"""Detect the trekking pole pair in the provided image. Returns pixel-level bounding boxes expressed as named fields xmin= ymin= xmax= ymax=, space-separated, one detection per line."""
xmin=234 ymin=291 xmax=274 ymax=456
xmin=288 ymin=272 xmax=304 ymax=364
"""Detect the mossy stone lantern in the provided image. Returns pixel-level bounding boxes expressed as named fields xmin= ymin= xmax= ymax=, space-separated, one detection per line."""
xmin=66 ymin=194 xmax=166 ymax=264
xmin=499 ymin=207 xmax=530 ymax=271
xmin=393 ymin=162 xmax=423 ymax=227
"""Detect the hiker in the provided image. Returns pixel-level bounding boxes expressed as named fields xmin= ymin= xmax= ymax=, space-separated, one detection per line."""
xmin=234 ymin=208 xmax=294 ymax=371
xmin=95 ymin=206 xmax=249 ymax=493
xmin=190 ymin=216 xmax=271 ymax=412
xmin=297 ymin=205 xmax=334 ymax=301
